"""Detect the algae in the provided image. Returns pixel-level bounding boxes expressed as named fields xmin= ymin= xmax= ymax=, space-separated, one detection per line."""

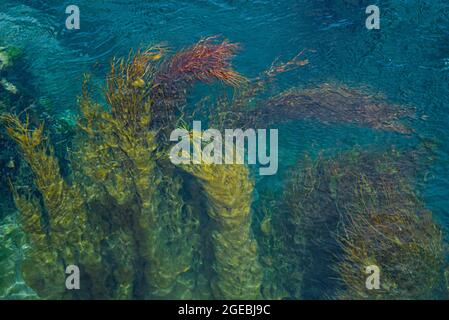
xmin=271 ymin=148 xmax=447 ymax=299
xmin=0 ymin=38 xmax=260 ymax=300
xmin=0 ymin=36 xmax=446 ymax=301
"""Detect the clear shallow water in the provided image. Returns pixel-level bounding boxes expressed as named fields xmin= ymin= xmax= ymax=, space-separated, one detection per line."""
xmin=1 ymin=0 xmax=449 ymax=299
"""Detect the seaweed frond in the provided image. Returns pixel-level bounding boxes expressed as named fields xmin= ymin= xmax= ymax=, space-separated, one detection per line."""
xmin=179 ymin=139 xmax=262 ymax=299
xmin=159 ymin=36 xmax=247 ymax=87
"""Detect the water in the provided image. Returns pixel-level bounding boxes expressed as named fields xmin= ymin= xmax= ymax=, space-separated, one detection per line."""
xmin=1 ymin=0 xmax=449 ymax=299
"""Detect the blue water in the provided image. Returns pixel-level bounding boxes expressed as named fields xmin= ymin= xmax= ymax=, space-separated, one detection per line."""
xmin=1 ymin=0 xmax=449 ymax=298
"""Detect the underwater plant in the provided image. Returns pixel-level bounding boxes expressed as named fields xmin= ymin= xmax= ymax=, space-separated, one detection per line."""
xmin=255 ymin=83 xmax=413 ymax=133
xmin=203 ymin=82 xmax=412 ymax=134
xmin=1 ymin=35 xmax=443 ymax=301
xmin=0 ymin=37 xmax=262 ymax=300
xmin=1 ymin=113 xmax=108 ymax=299
xmin=179 ymin=139 xmax=263 ymax=299
xmin=271 ymin=148 xmax=447 ymax=299
xmin=148 ymin=36 xmax=247 ymax=135
xmin=156 ymin=36 xmax=246 ymax=87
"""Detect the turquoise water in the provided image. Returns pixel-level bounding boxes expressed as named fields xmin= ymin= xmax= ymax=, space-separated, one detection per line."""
xmin=1 ymin=0 xmax=449 ymax=299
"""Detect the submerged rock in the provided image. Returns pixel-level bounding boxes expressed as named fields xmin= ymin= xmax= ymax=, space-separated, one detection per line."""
xmin=0 ymin=215 xmax=38 ymax=300
xmin=0 ymin=3 xmax=86 ymax=111
xmin=0 ymin=45 xmax=22 ymax=94
xmin=0 ymin=46 xmax=22 ymax=70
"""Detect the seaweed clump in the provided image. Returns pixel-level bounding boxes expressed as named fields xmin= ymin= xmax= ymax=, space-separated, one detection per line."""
xmin=2 ymin=113 xmax=106 ymax=299
xmin=156 ymin=36 xmax=246 ymax=87
xmin=151 ymin=36 xmax=246 ymax=133
xmin=206 ymin=82 xmax=413 ymax=134
xmin=1 ymin=35 xmax=441 ymax=301
xmin=273 ymin=148 xmax=447 ymax=299
xmin=180 ymin=140 xmax=263 ymax=299
xmin=258 ymin=84 xmax=413 ymax=133
xmin=0 ymin=37 xmax=262 ymax=300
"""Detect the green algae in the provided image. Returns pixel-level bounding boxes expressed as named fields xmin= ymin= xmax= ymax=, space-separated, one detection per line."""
xmin=0 ymin=37 xmax=447 ymax=301
xmin=269 ymin=148 xmax=448 ymax=299
xmin=0 ymin=39 xmax=260 ymax=300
